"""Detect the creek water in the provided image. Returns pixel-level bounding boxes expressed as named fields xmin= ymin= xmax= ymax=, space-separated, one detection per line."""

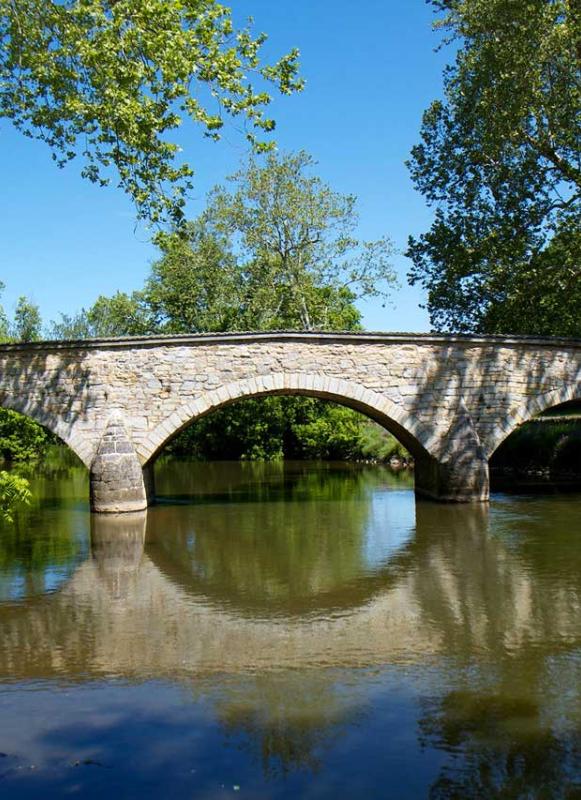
xmin=0 ymin=455 xmax=579 ymax=798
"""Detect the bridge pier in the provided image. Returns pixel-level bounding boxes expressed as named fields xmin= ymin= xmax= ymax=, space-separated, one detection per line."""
xmin=414 ymin=402 xmax=490 ymax=502
xmin=90 ymin=417 xmax=149 ymax=513
xmin=415 ymin=454 xmax=490 ymax=502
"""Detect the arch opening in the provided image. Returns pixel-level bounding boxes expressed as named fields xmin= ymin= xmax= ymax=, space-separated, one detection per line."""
xmin=486 ymin=384 xmax=581 ymax=459
xmin=140 ymin=374 xmax=435 ymax=470
xmin=490 ymin=394 xmax=581 ymax=492
xmin=145 ymin=388 xmax=425 ymax=504
xmin=161 ymin=395 xmax=414 ymax=464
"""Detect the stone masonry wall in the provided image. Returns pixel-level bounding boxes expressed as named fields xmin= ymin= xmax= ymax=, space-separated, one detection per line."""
xmin=0 ymin=332 xmax=579 ymax=507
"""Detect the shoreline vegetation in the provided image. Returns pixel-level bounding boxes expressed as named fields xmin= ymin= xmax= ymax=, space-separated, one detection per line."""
xmin=491 ymin=413 xmax=581 ymax=491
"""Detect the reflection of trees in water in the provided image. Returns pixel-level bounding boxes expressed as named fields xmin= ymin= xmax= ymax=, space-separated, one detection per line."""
xmin=490 ymin=497 xmax=581 ymax=591
xmin=148 ymin=462 xmax=414 ymax=615
xmin=0 ymin=451 xmax=89 ymax=600
xmin=149 ymin=503 xmax=370 ymax=615
xmin=0 ymin=462 xmax=580 ymax=792
xmin=166 ymin=498 xmax=579 ymax=786
xmin=409 ymin=504 xmax=581 ymax=799
xmin=154 ymin=459 xmax=412 ymax=503
xmin=420 ymin=687 xmax=580 ymax=799
xmin=12 ymin=446 xmax=88 ymax=500
xmin=410 ymin=503 xmax=581 ymax=655
xmin=212 ymin=671 xmax=356 ymax=778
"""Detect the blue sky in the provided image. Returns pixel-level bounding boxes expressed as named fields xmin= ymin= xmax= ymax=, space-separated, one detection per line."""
xmin=0 ymin=1 xmax=449 ymax=333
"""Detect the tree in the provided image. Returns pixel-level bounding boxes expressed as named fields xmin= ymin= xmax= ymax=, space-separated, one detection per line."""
xmin=0 ymin=471 xmax=30 ymax=523
xmin=11 ymin=296 xmax=42 ymax=341
xmin=0 ymin=0 xmax=303 ymax=225
xmin=148 ymin=222 xmax=364 ymax=333
xmin=86 ymin=291 xmax=151 ymax=336
xmin=0 ymin=289 xmax=34 ymax=520
xmin=50 ymin=151 xmax=397 ymax=337
xmin=0 ymin=282 xmax=10 ymax=341
xmin=407 ymin=0 xmax=580 ymax=335
xmin=49 ymin=310 xmax=94 ymax=341
xmin=0 ymin=293 xmax=54 ymax=467
xmin=205 ymin=151 xmax=398 ymax=330
xmin=50 ymin=290 xmax=151 ymax=338
xmin=145 ymin=223 xmax=242 ymax=332
xmin=0 ymin=409 xmax=51 ymax=461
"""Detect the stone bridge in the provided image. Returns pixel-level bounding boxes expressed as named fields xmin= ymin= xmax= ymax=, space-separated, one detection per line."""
xmin=0 ymin=330 xmax=580 ymax=512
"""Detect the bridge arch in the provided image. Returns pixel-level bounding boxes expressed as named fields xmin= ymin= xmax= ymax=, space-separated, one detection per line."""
xmin=138 ymin=373 xmax=436 ymax=466
xmin=485 ymin=382 xmax=581 ymax=458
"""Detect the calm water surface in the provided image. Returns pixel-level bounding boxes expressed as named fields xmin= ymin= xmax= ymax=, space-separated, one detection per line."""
xmin=0 ymin=457 xmax=579 ymax=798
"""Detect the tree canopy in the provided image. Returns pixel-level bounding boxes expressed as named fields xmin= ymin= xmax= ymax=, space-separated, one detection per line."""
xmin=407 ymin=0 xmax=580 ymax=335
xmin=203 ymin=151 xmax=397 ymax=330
xmin=0 ymin=471 xmax=30 ymax=523
xmin=12 ymin=296 xmax=42 ymax=342
xmin=0 ymin=285 xmax=42 ymax=342
xmin=0 ymin=0 xmax=303 ymax=225
xmin=50 ymin=151 xmax=398 ymax=337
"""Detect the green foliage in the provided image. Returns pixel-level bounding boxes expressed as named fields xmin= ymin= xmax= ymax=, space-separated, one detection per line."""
xmin=408 ymin=0 xmax=580 ymax=334
xmin=0 ymin=285 xmax=44 ymax=342
xmin=148 ymin=223 xmax=366 ymax=334
xmin=492 ymin=419 xmax=581 ymax=475
xmin=0 ymin=289 xmax=50 ymax=521
xmin=290 ymin=402 xmax=364 ymax=460
xmin=11 ymin=296 xmax=42 ymax=342
xmin=85 ymin=292 xmax=151 ymax=336
xmin=145 ymin=222 xmax=242 ymax=332
xmin=0 ymin=0 xmax=303 ymax=225
xmin=169 ymin=398 xmax=287 ymax=461
xmin=48 ymin=310 xmax=92 ymax=341
xmin=0 ymin=470 xmax=31 ymax=522
xmin=50 ymin=291 xmax=151 ymax=338
xmin=0 ymin=408 xmax=52 ymax=461
xmin=0 ymin=281 xmax=9 ymax=341
xmin=0 ymin=289 xmax=54 ymax=479
xmin=357 ymin=424 xmax=410 ymax=462
xmin=205 ymin=151 xmax=398 ymax=330
xmin=167 ymin=398 xmax=410 ymax=463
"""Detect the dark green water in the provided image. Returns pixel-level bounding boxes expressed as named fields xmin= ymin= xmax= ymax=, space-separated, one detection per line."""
xmin=0 ymin=456 xmax=579 ymax=799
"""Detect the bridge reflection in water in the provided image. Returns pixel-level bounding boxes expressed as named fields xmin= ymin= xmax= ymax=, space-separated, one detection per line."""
xmin=0 ymin=461 xmax=579 ymax=797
